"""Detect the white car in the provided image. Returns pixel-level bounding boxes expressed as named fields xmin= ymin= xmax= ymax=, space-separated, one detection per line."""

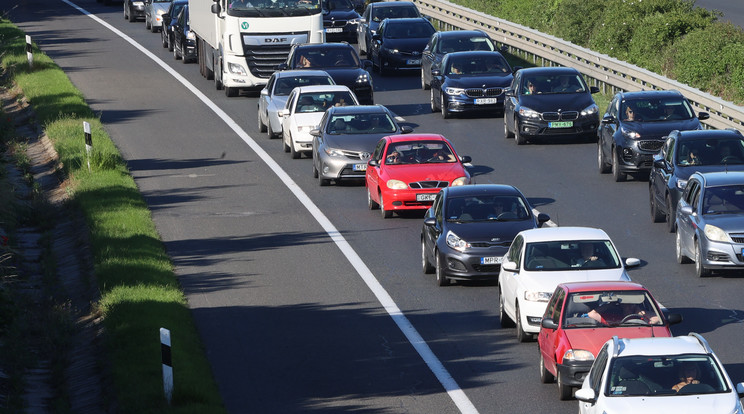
xmin=279 ymin=85 xmax=359 ymax=159
xmin=498 ymin=227 xmax=639 ymax=342
xmin=257 ymin=70 xmax=335 ymax=139
xmin=576 ymin=334 xmax=744 ymax=413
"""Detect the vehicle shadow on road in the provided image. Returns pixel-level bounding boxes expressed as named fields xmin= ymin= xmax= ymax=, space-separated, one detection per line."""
xmin=669 ymin=306 xmax=744 ymax=336
xmin=526 ymin=197 xmax=555 ymax=208
xmin=468 ymin=164 xmax=495 ymax=179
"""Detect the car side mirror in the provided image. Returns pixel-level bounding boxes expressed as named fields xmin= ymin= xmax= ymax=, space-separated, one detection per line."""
xmin=541 ymin=318 xmax=558 ymax=330
xmin=512 ymin=66 xmax=522 ymax=73
xmin=372 ymin=33 xmax=381 ymax=41
xmin=460 ymin=155 xmax=472 ymax=164
xmin=601 ymin=114 xmax=616 ymax=124
xmin=698 ymin=112 xmax=710 ymax=121
xmin=665 ymin=313 xmax=683 ymax=325
xmin=277 ymin=62 xmax=289 ymax=71
xmin=589 ymin=86 xmax=600 ymax=94
xmin=574 ymin=388 xmax=596 ymax=404
xmin=504 ymin=88 xmax=514 ymax=97
xmin=362 ymin=60 xmax=373 ymax=70
xmin=653 ymin=158 xmax=666 ymax=170
xmin=501 ymin=260 xmax=517 ymax=272
xmin=431 ymin=69 xmax=441 ymax=77
xmin=310 ymin=129 xmax=321 ymax=136
xmin=537 ymin=213 xmax=550 ymax=225
xmin=624 ymin=257 xmax=641 ymax=268
xmin=368 ymin=159 xmax=379 ymax=167
xmin=680 ymin=205 xmax=694 ymax=216
xmin=424 ymin=217 xmax=436 ymax=227
xmin=260 ymin=88 xmax=269 ymax=96
xmin=278 ymin=109 xmax=289 ymax=117
xmin=736 ymin=383 xmax=744 ymax=398
xmin=400 ymin=125 xmax=414 ymax=134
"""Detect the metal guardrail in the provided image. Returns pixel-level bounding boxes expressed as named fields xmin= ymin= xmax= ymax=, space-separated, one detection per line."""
xmin=411 ymin=0 xmax=744 ymax=131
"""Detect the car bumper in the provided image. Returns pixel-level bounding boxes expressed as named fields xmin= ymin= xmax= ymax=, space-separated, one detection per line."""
xmin=444 ymin=94 xmax=505 ymax=114
xmin=317 ymin=153 xmax=370 ymax=181
xmin=517 ymin=116 xmax=599 ymax=139
xmin=291 ymin=131 xmax=314 ymax=152
xmin=380 ymin=187 xmax=442 ymax=212
xmin=352 ymin=85 xmax=373 ymax=105
xmin=324 ymin=26 xmax=357 ymax=41
xmin=519 ymin=299 xmax=549 ymax=334
xmin=700 ymin=239 xmax=744 ymax=270
xmin=616 ymin=140 xmax=665 ymax=174
xmin=557 ymin=360 xmax=593 ymax=387
xmin=183 ymin=40 xmax=196 ymax=60
xmin=380 ymin=53 xmax=423 ymax=71
xmin=437 ymin=246 xmax=507 ymax=280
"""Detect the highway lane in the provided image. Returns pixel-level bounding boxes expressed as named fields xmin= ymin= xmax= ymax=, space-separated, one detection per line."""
xmin=8 ymin=1 xmax=744 ymax=412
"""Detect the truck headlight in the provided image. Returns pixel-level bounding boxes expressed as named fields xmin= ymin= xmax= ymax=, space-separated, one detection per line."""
xmin=228 ymin=63 xmax=247 ymax=76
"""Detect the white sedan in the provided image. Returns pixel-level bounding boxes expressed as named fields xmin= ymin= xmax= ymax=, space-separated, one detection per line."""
xmin=498 ymin=227 xmax=639 ymax=342
xmin=257 ymin=70 xmax=335 ymax=139
xmin=279 ymin=85 xmax=359 ymax=159
xmin=576 ymin=334 xmax=744 ymax=413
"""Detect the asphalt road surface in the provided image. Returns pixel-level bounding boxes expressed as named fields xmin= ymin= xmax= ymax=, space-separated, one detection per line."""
xmin=7 ymin=0 xmax=744 ymax=413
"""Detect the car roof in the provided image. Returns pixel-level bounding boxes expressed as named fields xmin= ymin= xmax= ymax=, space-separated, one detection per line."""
xmin=610 ymin=335 xmax=711 ymax=358
xmin=558 ymin=280 xmax=647 ymax=293
xmin=444 ymin=184 xmax=521 ymax=198
xmin=293 ymin=43 xmax=354 ymax=51
xmin=327 ymin=104 xmax=390 ymax=115
xmin=274 ymin=70 xmax=332 ymax=79
xmin=674 ymin=129 xmax=743 ymax=141
xmin=445 ymin=51 xmax=504 ymax=59
xmin=385 ymin=133 xmax=446 ymax=143
xmin=618 ymin=89 xmax=684 ymax=100
xmin=518 ymin=226 xmax=611 ymax=243
xmin=369 ymin=1 xmax=417 ymax=8
xmin=383 ymin=17 xmax=430 ymax=25
xmin=693 ymin=171 xmax=744 ymax=187
xmin=437 ymin=30 xmax=490 ymax=39
xmin=293 ymin=85 xmax=353 ymax=93
xmin=517 ymin=66 xmax=580 ymax=76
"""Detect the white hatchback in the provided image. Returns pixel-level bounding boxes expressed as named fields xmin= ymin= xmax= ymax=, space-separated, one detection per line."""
xmin=498 ymin=227 xmax=639 ymax=342
xmin=576 ymin=334 xmax=744 ymax=413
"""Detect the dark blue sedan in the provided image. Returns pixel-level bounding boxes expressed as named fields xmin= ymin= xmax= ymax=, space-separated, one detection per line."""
xmin=369 ymin=17 xmax=436 ymax=76
xmin=429 ymin=51 xmax=514 ymax=118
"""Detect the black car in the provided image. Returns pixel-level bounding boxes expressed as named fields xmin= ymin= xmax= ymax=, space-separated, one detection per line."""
xmin=598 ymin=90 xmax=710 ymax=182
xmin=504 ymin=66 xmax=600 ymax=145
xmin=357 ymin=1 xmax=421 ymax=55
xmin=649 ymin=129 xmax=744 ymax=232
xmin=322 ymin=0 xmax=361 ymax=43
xmin=171 ymin=5 xmax=195 ymax=63
xmin=160 ymin=0 xmax=187 ymax=51
xmin=124 ymin=0 xmax=146 ymax=22
xmin=369 ymin=17 xmax=436 ymax=76
xmin=278 ymin=43 xmax=374 ymax=104
xmin=421 ymin=184 xmax=550 ymax=286
xmin=421 ymin=30 xmax=497 ymax=90
xmin=429 ymin=51 xmax=514 ymax=118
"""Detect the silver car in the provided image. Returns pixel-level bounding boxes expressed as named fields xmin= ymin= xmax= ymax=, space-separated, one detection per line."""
xmin=257 ymin=70 xmax=335 ymax=139
xmin=145 ymin=0 xmax=171 ymax=32
xmin=675 ymin=171 xmax=744 ymax=277
xmin=311 ymin=104 xmax=412 ymax=186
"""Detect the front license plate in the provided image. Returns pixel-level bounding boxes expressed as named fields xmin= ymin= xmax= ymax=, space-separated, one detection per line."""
xmin=475 ymin=98 xmax=499 ymax=105
xmin=325 ymin=28 xmax=343 ymax=33
xmin=480 ymin=256 xmax=503 ymax=265
xmin=352 ymin=163 xmax=367 ymax=171
xmin=416 ymin=193 xmax=437 ymax=202
xmin=548 ymin=121 xmax=573 ymax=128
xmin=407 ymin=59 xmax=421 ymax=65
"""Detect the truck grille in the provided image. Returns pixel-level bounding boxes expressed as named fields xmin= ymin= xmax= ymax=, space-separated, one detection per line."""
xmin=244 ymin=45 xmax=293 ymax=79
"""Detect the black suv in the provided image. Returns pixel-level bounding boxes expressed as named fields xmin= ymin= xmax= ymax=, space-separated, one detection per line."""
xmin=649 ymin=129 xmax=744 ymax=232
xmin=278 ymin=43 xmax=374 ymax=104
xmin=598 ymin=90 xmax=710 ymax=182
xmin=322 ymin=0 xmax=361 ymax=43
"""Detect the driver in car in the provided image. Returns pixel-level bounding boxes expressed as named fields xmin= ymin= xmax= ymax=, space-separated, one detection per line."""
xmin=586 ymin=300 xmax=661 ymax=325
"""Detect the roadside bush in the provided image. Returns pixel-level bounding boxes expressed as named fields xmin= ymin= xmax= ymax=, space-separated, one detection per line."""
xmin=550 ymin=0 xmax=605 ymax=46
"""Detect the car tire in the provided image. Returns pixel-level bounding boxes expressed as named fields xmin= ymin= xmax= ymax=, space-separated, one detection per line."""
xmin=499 ymin=289 xmax=514 ymax=327
xmin=380 ymin=192 xmax=392 ymax=219
xmin=539 ymin=353 xmax=555 ymax=385
xmin=367 ymin=187 xmax=379 ymax=210
xmin=504 ymin=117 xmax=514 ymax=138
xmin=650 ymin=190 xmax=665 ymax=222
xmin=182 ymin=51 xmax=190 ymax=64
xmin=435 ymin=253 xmax=450 ymax=286
xmin=421 ymin=238 xmax=434 ymax=274
xmin=161 ymin=30 xmax=168 ymax=48
xmin=124 ymin=6 xmax=129 ymax=20
xmin=440 ymin=93 xmax=451 ymax=119
xmin=597 ymin=141 xmax=610 ymax=173
xmin=267 ymin=125 xmax=278 ymax=139
xmin=515 ymin=304 xmax=531 ymax=342
xmin=290 ymin=136 xmax=301 ymax=159
xmin=694 ymin=241 xmax=711 ymax=277
xmin=167 ymin=34 xmax=174 ymax=52
xmin=665 ymin=195 xmax=676 ymax=233
xmin=514 ymin=119 xmax=526 ymax=145
xmin=257 ymin=109 xmax=267 ymax=133
xmin=557 ymin=373 xmax=572 ymax=400
xmin=430 ymin=88 xmax=437 ymax=113
xmin=612 ymin=147 xmax=626 ymax=182
xmin=312 ymin=159 xmax=319 ymax=178
xmin=173 ymin=43 xmax=180 ymax=60
xmin=151 ymin=21 xmax=158 ymax=33
xmin=282 ymin=135 xmax=290 ymax=153
xmin=676 ymin=231 xmax=691 ymax=264
xmin=421 ymin=69 xmax=429 ymax=90
xmin=145 ymin=16 xmax=151 ymax=30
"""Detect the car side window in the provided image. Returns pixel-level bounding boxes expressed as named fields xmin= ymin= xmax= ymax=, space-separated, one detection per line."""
xmin=608 ymin=97 xmax=619 ymax=119
xmin=432 ymin=193 xmax=443 ymax=223
xmin=286 ymin=90 xmax=297 ymax=110
xmin=372 ymin=139 xmax=386 ymax=162
xmin=510 ymin=73 xmax=520 ymax=93
xmin=664 ymin=136 xmax=675 ymax=164
xmin=590 ymin=344 xmax=609 ymax=394
xmin=506 ymin=235 xmax=523 ymax=268
xmin=691 ymin=182 xmax=702 ymax=209
xmin=544 ymin=287 xmax=563 ymax=320
xmin=425 ymin=36 xmax=435 ymax=53
xmin=682 ymin=179 xmax=698 ymax=204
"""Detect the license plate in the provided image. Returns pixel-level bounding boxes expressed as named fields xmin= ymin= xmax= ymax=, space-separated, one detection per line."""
xmin=416 ymin=193 xmax=437 ymax=202
xmin=548 ymin=121 xmax=573 ymax=128
xmin=326 ymin=28 xmax=343 ymax=33
xmin=475 ymin=98 xmax=499 ymax=105
xmin=352 ymin=163 xmax=367 ymax=171
xmin=480 ymin=256 xmax=503 ymax=265
xmin=407 ymin=59 xmax=421 ymax=65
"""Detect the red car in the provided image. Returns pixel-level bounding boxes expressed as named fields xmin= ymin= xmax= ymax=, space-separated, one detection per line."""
xmin=537 ymin=281 xmax=682 ymax=400
xmin=365 ymin=133 xmax=471 ymax=218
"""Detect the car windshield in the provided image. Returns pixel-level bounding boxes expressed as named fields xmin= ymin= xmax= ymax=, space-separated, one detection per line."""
xmin=702 ymin=184 xmax=744 ymax=215
xmin=522 ymin=74 xmax=587 ymax=94
xmin=228 ymin=0 xmax=321 ymax=17
xmin=275 ymin=76 xmax=333 ymax=96
xmin=621 ymin=98 xmax=695 ymax=122
xmin=447 ymin=55 xmax=510 ymax=76
xmin=606 ymin=354 xmax=729 ymax=397
xmin=323 ymin=0 xmax=353 ymax=10
xmin=562 ymin=290 xmax=663 ymax=328
xmin=296 ymin=91 xmax=355 ymax=113
xmin=523 ymin=240 xmax=621 ymax=271
xmin=294 ymin=48 xmax=359 ymax=68
xmin=677 ymin=138 xmax=744 ymax=166
xmin=327 ymin=113 xmax=396 ymax=134
xmin=437 ymin=36 xmax=494 ymax=53
xmin=445 ymin=195 xmax=530 ymax=222
xmin=385 ymin=141 xmax=457 ymax=165
xmin=384 ymin=22 xmax=435 ymax=39
xmin=371 ymin=6 xmax=419 ymax=21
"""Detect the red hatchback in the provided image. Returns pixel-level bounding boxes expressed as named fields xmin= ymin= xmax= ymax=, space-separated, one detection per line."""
xmin=365 ymin=133 xmax=471 ymax=218
xmin=537 ymin=281 xmax=682 ymax=400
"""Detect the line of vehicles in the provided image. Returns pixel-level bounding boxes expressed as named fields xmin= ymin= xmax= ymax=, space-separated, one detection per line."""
xmin=109 ymin=0 xmax=744 ymax=411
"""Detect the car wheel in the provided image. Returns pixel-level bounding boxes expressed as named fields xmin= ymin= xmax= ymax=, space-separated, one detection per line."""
xmin=539 ymin=352 xmax=555 ymax=384
xmin=440 ymin=93 xmax=451 ymax=119
xmin=694 ymin=240 xmax=711 ymax=277
xmin=124 ymin=5 xmax=129 ymax=20
xmin=290 ymin=136 xmax=301 ymax=159
xmin=380 ymin=192 xmax=392 ymax=218
xmin=597 ymin=141 xmax=610 ymax=173
xmin=665 ymin=195 xmax=676 ymax=233
xmin=257 ymin=109 xmax=267 ymax=133
xmin=367 ymin=187 xmax=379 ymax=210
xmin=612 ymin=147 xmax=626 ymax=182
xmin=650 ymin=190 xmax=665 ymax=222
xmin=499 ymin=289 xmax=514 ymax=327
xmin=173 ymin=43 xmax=180 ymax=60
xmin=312 ymin=159 xmax=319 ymax=178
xmin=435 ymin=253 xmax=450 ymax=286
xmin=514 ymin=118 xmax=526 ymax=145
xmin=215 ymin=66 xmax=223 ymax=90
xmin=282 ymin=134 xmax=290 ymax=152
xmin=430 ymin=88 xmax=437 ymax=112
xmin=676 ymin=231 xmax=691 ymax=264
xmin=151 ymin=21 xmax=158 ymax=33
xmin=421 ymin=69 xmax=429 ymax=90
xmin=515 ymin=304 xmax=531 ymax=342
xmin=421 ymin=238 xmax=434 ymax=274
xmin=145 ymin=16 xmax=151 ymax=30
xmin=167 ymin=34 xmax=174 ymax=52
xmin=557 ymin=372 xmax=572 ymax=400
xmin=161 ymin=30 xmax=168 ymax=48
xmin=504 ymin=117 xmax=514 ymax=138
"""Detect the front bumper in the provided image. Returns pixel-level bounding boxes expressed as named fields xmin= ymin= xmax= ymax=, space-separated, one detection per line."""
xmin=317 ymin=151 xmax=370 ymax=182
xmin=380 ymin=52 xmax=423 ymax=71
xmin=700 ymin=238 xmax=744 ymax=270
xmin=519 ymin=299 xmax=549 ymax=334
xmin=183 ymin=40 xmax=196 ymax=60
xmin=380 ymin=187 xmax=442 ymax=212
xmin=324 ymin=24 xmax=358 ymax=41
xmin=444 ymin=93 xmax=505 ymax=114
xmin=437 ymin=246 xmax=507 ymax=280
xmin=517 ymin=115 xmax=599 ymax=140
xmin=616 ymin=140 xmax=664 ymax=174
xmin=557 ymin=360 xmax=593 ymax=387
xmin=291 ymin=131 xmax=314 ymax=153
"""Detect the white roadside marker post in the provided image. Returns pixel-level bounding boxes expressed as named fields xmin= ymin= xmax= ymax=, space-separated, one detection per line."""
xmin=160 ymin=328 xmax=173 ymax=405
xmin=83 ymin=121 xmax=92 ymax=173
xmin=26 ymin=35 xmax=33 ymax=69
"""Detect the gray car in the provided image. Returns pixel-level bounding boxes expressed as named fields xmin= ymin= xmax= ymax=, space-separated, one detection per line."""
xmin=145 ymin=0 xmax=171 ymax=32
xmin=675 ymin=171 xmax=744 ymax=277
xmin=311 ymin=105 xmax=412 ymax=186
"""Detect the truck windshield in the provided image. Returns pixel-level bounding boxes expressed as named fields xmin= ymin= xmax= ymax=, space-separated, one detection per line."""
xmin=227 ymin=0 xmax=322 ymax=17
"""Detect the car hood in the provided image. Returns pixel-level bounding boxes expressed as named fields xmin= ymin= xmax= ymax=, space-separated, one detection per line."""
xmin=323 ymin=9 xmax=359 ymax=20
xmin=269 ymin=96 xmax=290 ymax=112
xmin=291 ymin=112 xmax=325 ymax=128
xmin=322 ymin=68 xmax=365 ymax=87
xmin=152 ymin=3 xmax=169 ymax=12
xmin=519 ymin=269 xmax=630 ymax=293
xmin=323 ymin=132 xmax=392 ymax=152
xmin=519 ymin=93 xmax=595 ymax=112
xmin=383 ymin=163 xmax=467 ymax=181
xmin=382 ymin=37 xmax=429 ymax=53
xmin=444 ymin=74 xmax=513 ymax=89
xmin=674 ymin=164 xmax=744 ymax=180
xmin=620 ymin=118 xmax=701 ymax=139
xmin=702 ymin=214 xmax=744 ymax=231
xmin=598 ymin=394 xmax=738 ymax=413
xmin=564 ymin=326 xmax=672 ymax=356
xmin=447 ymin=220 xmax=535 ymax=243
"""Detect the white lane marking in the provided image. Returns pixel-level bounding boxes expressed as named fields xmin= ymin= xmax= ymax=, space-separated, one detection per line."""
xmin=59 ymin=1 xmax=479 ymax=412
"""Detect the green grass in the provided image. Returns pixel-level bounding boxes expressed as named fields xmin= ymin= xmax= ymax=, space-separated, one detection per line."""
xmin=0 ymin=18 xmax=225 ymax=413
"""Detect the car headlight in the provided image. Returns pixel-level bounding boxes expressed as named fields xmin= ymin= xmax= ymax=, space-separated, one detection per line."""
xmin=133 ymin=1 xmax=144 ymax=6
xmin=356 ymin=72 xmax=369 ymax=84
xmin=386 ymin=179 xmax=407 ymax=189
xmin=446 ymin=230 xmax=470 ymax=252
xmin=323 ymin=146 xmax=345 ymax=157
xmin=518 ymin=106 xmax=540 ymax=119
xmin=187 ymin=31 xmax=196 ymax=40
xmin=676 ymin=178 xmax=688 ymax=190
xmin=704 ymin=224 xmax=730 ymax=242
xmin=383 ymin=47 xmax=399 ymax=54
xmin=298 ymin=125 xmax=315 ymax=133
xmin=524 ymin=291 xmax=551 ymax=302
xmin=451 ymin=177 xmax=469 ymax=186
xmin=348 ymin=17 xmax=360 ymax=24
xmin=157 ymin=9 xmax=166 ymax=15
xmin=563 ymin=349 xmax=595 ymax=362
xmin=445 ymin=87 xmax=466 ymax=96
xmin=227 ymin=62 xmax=247 ymax=75
xmin=620 ymin=126 xmax=641 ymax=139
xmin=581 ymin=104 xmax=598 ymax=116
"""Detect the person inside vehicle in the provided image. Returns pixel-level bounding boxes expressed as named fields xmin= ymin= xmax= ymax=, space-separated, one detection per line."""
xmin=552 ymin=75 xmax=579 ymax=92
xmin=624 ymin=103 xmax=638 ymax=121
xmin=298 ymin=54 xmax=313 ymax=68
xmin=663 ymin=105 xmax=680 ymax=120
xmin=672 ymin=362 xmax=701 ymax=392
xmin=426 ymin=147 xmax=454 ymax=162
xmin=386 ymin=150 xmax=403 ymax=164
xmin=587 ymin=300 xmax=661 ymax=325
xmin=487 ymin=202 xmax=505 ymax=220
xmin=573 ymin=242 xmax=604 ymax=267
xmin=680 ymin=147 xmax=701 ymax=166
xmin=525 ymin=80 xmax=538 ymax=95
xmin=450 ymin=62 xmax=463 ymax=75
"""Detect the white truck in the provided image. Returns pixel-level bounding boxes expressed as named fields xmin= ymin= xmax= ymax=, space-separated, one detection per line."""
xmin=189 ymin=0 xmax=325 ymax=97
